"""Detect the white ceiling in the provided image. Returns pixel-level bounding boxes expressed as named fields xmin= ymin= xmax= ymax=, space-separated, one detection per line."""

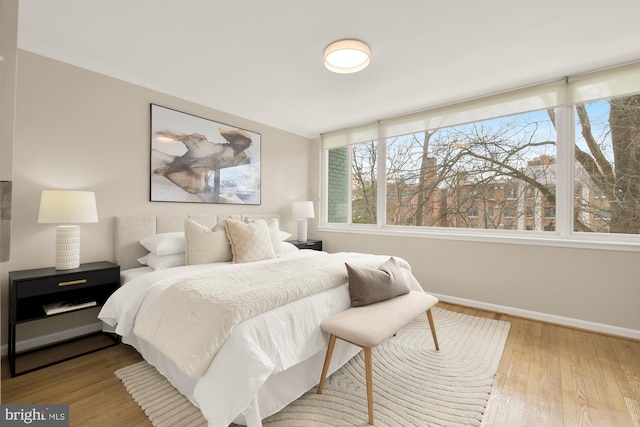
xmin=16 ymin=0 xmax=640 ymax=138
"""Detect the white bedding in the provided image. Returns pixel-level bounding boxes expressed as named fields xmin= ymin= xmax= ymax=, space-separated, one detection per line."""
xmin=119 ymin=266 xmax=153 ymax=284
xmin=100 ymin=250 xmax=424 ymax=426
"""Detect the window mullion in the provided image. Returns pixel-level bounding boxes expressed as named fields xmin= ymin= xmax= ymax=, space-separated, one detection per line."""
xmin=376 ymin=122 xmax=386 ymax=227
xmin=320 ymin=148 xmax=327 ymax=225
xmin=555 ymin=104 xmax=574 ymax=237
xmin=347 ymin=145 xmax=353 ymax=224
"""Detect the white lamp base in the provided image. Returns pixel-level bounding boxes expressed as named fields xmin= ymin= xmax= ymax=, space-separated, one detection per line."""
xmin=55 ymin=225 xmax=80 ymax=270
xmin=297 ymin=219 xmax=308 ymax=242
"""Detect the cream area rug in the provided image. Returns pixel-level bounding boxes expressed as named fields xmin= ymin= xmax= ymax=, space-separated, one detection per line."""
xmin=115 ymin=307 xmax=511 ymax=426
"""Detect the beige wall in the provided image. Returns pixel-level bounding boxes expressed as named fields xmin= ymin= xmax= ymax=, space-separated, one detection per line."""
xmin=316 ymin=232 xmax=639 ymax=331
xmin=1 ymin=50 xmax=314 ymax=344
xmin=1 ymin=0 xmax=18 ymax=181
xmin=1 ymin=0 xmax=19 ymax=264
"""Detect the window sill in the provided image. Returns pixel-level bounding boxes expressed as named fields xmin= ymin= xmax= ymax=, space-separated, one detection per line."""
xmin=317 ymin=223 xmax=640 ymax=252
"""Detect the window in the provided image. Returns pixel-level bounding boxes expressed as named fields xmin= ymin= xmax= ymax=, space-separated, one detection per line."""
xmin=525 ymin=187 xmax=534 ymax=199
xmin=505 ymin=188 xmax=518 ymax=200
xmin=380 ymin=109 xmax=556 ymax=230
xmin=594 ymin=208 xmax=611 ymax=220
xmin=544 ymin=206 xmax=556 ymax=219
xmin=327 ymin=140 xmax=379 ymax=225
xmin=503 ymin=206 xmax=517 ymax=218
xmin=573 ymin=95 xmax=640 ymax=234
xmin=488 ymin=206 xmax=495 ymax=219
xmin=327 ymin=146 xmax=349 ymax=223
xmin=574 ymin=185 xmax=582 ymax=198
xmin=351 ymin=141 xmax=378 ymax=224
xmin=322 ymin=62 xmax=640 ymax=248
xmin=569 ymin=63 xmax=640 ymax=236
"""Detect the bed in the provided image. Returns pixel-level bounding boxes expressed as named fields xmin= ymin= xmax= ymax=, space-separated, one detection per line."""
xmin=99 ymin=213 xmax=426 ymax=426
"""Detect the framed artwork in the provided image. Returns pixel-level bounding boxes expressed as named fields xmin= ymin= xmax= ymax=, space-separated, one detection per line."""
xmin=150 ymin=104 xmax=261 ymax=204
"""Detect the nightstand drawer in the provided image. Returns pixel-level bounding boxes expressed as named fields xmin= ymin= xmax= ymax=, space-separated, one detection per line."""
xmin=15 ymin=269 xmax=118 ymax=298
xmin=9 ymin=261 xmax=120 ymax=323
xmin=287 ymin=239 xmax=323 ymax=251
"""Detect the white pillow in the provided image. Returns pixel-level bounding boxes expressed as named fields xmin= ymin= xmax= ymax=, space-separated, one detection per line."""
xmin=279 ymin=241 xmax=299 ymax=254
xmin=279 ymin=230 xmax=292 ymax=241
xmin=140 ymin=232 xmax=185 ymax=256
xmin=225 ymin=218 xmax=276 ymax=263
xmin=138 ymin=252 xmax=185 ymax=270
xmin=184 ymin=219 xmax=232 ymax=265
xmin=266 ymin=218 xmax=283 ymax=255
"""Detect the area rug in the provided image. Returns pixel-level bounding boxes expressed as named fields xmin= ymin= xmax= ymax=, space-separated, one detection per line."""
xmin=115 ymin=307 xmax=510 ymax=426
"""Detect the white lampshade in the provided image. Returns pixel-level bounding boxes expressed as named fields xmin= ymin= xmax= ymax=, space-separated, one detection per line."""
xmin=38 ymin=190 xmax=98 ymax=224
xmin=292 ymin=201 xmax=315 ymax=219
xmin=38 ymin=190 xmax=98 ymax=270
xmin=324 ymin=39 xmax=371 ymax=74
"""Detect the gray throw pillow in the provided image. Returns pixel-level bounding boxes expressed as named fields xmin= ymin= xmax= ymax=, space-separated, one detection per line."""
xmin=346 ymin=257 xmax=411 ymax=307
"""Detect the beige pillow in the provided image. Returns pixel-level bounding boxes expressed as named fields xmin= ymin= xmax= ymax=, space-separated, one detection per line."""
xmin=225 ymin=218 xmax=276 ymax=263
xmin=245 ymin=217 xmax=283 ymax=255
xmin=346 ymin=257 xmax=411 ymax=307
xmin=184 ymin=219 xmax=232 ymax=265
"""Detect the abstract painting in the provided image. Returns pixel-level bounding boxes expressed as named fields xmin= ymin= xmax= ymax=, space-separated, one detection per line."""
xmin=150 ymin=104 xmax=261 ymax=204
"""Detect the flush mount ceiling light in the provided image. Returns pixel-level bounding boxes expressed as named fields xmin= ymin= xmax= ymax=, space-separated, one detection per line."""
xmin=324 ymin=39 xmax=370 ymax=74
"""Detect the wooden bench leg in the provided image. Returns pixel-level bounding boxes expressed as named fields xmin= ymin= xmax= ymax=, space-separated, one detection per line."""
xmin=364 ymin=346 xmax=374 ymax=425
xmin=318 ymin=334 xmax=337 ymax=394
xmin=426 ymin=309 xmax=439 ymax=351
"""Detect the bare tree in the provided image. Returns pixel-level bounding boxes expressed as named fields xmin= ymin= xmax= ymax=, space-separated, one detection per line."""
xmin=352 ymin=141 xmax=378 ymax=224
xmin=351 ymin=94 xmax=640 ymax=234
xmin=574 ymin=95 xmax=640 ymax=233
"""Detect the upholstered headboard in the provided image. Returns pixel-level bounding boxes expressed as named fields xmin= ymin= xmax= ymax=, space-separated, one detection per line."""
xmin=115 ymin=213 xmax=281 ymax=270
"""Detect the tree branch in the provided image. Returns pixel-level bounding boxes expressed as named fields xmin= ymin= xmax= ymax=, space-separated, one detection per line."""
xmin=575 ymin=104 xmax=615 ymax=180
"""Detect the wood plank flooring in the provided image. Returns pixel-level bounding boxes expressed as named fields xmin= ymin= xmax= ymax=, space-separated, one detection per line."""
xmin=2 ymin=302 xmax=639 ymax=426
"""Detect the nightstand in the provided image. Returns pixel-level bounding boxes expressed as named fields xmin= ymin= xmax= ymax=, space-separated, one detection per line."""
xmin=8 ymin=261 xmax=120 ymax=376
xmin=287 ymin=239 xmax=323 ymax=251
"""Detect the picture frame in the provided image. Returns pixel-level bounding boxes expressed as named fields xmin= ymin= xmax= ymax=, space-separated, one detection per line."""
xmin=150 ymin=104 xmax=261 ymax=204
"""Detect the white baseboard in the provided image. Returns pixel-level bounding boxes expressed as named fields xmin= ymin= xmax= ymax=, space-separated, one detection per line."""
xmin=1 ymin=322 xmax=103 ymax=357
xmin=432 ymin=293 xmax=640 ymax=340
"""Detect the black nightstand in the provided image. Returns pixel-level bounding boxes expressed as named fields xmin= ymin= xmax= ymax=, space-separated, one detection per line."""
xmin=8 ymin=261 xmax=120 ymax=376
xmin=287 ymin=239 xmax=323 ymax=251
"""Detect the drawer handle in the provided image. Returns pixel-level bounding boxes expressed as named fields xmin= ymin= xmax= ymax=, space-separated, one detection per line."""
xmin=58 ymin=279 xmax=88 ymax=287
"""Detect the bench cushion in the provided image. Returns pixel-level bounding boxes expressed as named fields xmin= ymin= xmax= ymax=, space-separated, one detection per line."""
xmin=320 ymin=291 xmax=439 ymax=348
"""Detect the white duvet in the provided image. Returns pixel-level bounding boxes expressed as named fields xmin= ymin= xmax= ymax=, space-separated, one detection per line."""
xmin=99 ymin=250 xmax=423 ymax=426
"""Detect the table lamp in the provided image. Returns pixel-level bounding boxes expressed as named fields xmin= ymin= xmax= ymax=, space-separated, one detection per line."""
xmin=38 ymin=190 xmax=98 ymax=270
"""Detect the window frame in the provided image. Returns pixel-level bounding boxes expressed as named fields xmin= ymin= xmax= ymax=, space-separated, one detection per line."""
xmin=320 ymin=63 xmax=640 ymax=253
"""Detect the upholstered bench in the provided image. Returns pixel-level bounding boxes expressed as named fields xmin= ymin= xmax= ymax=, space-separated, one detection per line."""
xmin=317 ymin=290 xmax=440 ymax=426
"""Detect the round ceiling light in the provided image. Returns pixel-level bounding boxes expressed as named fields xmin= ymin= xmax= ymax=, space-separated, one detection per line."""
xmin=324 ymin=39 xmax=370 ymax=74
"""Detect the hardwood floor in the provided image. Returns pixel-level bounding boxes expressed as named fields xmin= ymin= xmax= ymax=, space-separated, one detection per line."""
xmin=2 ymin=303 xmax=639 ymax=426
xmin=1 ymin=340 xmax=149 ymax=426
